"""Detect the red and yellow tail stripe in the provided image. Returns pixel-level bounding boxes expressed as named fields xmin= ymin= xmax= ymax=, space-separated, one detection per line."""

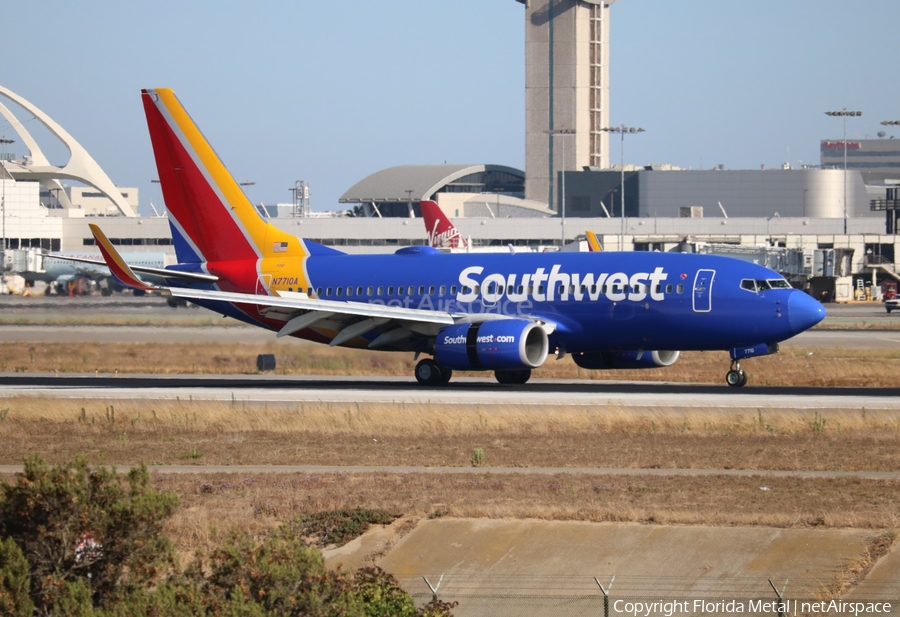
xmin=142 ymin=88 xmax=311 ymax=294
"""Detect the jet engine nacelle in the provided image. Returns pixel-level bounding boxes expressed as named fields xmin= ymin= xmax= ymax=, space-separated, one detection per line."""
xmin=435 ymin=320 xmax=549 ymax=371
xmin=572 ymin=349 xmax=680 ymax=370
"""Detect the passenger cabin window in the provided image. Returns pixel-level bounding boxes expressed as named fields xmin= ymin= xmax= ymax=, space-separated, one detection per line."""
xmin=439 ymin=285 xmax=446 ymax=295
xmin=327 ymin=287 xmax=333 ymax=296
xmin=367 ymin=286 xmax=374 ymax=295
xmin=387 ymin=286 xmax=394 ymax=295
xmin=376 ymin=286 xmax=383 ymax=295
xmin=665 ymin=284 xmax=673 ymax=294
xmin=357 ymin=286 xmax=363 ymax=296
xmin=451 ymin=285 xmax=458 ymax=295
xmin=429 ymin=285 xmax=435 ymax=295
xmin=676 ymin=284 xmax=684 ymax=294
xmin=316 ymin=287 xmax=322 ymax=297
xmin=418 ymin=286 xmax=425 ymax=295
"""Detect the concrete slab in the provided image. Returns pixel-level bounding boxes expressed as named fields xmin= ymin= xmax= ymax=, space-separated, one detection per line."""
xmin=846 ymin=540 xmax=900 ymax=601
xmin=362 ymin=519 xmax=892 ymax=616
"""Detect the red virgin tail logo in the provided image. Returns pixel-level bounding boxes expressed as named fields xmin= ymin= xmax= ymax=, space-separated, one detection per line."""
xmin=420 ymin=200 xmax=467 ymax=249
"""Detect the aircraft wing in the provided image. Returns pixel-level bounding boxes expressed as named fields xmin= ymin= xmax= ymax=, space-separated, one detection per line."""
xmin=161 ymin=286 xmax=458 ymax=344
xmin=87 ymin=223 xmax=554 ymax=348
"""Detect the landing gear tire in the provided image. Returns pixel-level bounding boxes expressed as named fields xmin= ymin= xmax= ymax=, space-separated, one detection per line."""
xmin=415 ymin=359 xmax=448 ymax=386
xmin=494 ymin=369 xmax=531 ymax=385
xmin=725 ymin=360 xmax=748 ymax=388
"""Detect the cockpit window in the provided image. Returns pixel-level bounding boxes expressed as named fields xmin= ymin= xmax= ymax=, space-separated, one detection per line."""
xmin=741 ymin=278 xmax=791 ymax=293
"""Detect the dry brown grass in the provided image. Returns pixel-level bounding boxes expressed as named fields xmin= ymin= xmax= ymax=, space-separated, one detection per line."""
xmin=821 ymin=531 xmax=899 ymax=599
xmin=2 ymin=397 xmax=900 ymax=471
xmin=2 ymin=396 xmax=899 ymax=573
xmin=149 ymin=472 xmax=900 ymax=555
xmin=2 ymin=338 xmax=898 ymax=573
xmin=1 ymin=340 xmax=899 ymax=386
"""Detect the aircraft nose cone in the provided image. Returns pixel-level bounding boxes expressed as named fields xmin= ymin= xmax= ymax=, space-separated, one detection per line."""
xmin=788 ymin=291 xmax=826 ymax=335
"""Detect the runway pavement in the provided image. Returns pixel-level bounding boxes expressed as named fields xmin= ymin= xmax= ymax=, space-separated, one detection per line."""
xmin=0 ymin=373 xmax=898 ymax=409
xmin=0 ymin=297 xmax=897 ymax=408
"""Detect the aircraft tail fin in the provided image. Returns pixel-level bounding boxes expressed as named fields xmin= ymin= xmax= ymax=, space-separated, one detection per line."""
xmin=141 ymin=88 xmax=308 ymax=265
xmin=586 ymin=230 xmax=602 ymax=252
xmin=420 ymin=200 xmax=467 ymax=249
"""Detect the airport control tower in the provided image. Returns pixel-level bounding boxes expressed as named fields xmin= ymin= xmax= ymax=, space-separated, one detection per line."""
xmin=516 ymin=0 xmax=617 ymax=211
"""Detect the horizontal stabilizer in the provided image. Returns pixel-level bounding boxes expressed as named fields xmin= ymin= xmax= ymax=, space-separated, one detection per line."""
xmin=88 ymin=224 xmax=158 ymax=292
xmin=48 ymin=252 xmax=219 ymax=284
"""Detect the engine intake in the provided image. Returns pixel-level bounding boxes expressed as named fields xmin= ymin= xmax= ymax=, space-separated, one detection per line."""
xmin=572 ymin=349 xmax=680 ymax=370
xmin=435 ymin=320 xmax=549 ymax=371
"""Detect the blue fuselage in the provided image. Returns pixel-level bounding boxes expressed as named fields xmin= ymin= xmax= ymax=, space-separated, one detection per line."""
xmin=281 ymin=248 xmax=824 ymax=353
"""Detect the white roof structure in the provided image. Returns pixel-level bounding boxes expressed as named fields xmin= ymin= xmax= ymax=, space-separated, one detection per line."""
xmin=0 ymin=85 xmax=136 ymax=217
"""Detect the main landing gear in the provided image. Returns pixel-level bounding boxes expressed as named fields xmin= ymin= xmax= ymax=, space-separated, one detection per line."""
xmin=725 ymin=360 xmax=748 ymax=388
xmin=413 ymin=360 xmax=533 ymax=386
xmin=414 ymin=359 xmax=452 ymax=386
xmin=494 ymin=369 xmax=532 ymax=385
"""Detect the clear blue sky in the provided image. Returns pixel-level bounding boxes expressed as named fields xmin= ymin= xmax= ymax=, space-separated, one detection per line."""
xmin=2 ymin=0 xmax=898 ymax=216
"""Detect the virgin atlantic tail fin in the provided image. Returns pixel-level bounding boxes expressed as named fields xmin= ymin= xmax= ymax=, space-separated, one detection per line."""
xmin=419 ymin=200 xmax=467 ymax=249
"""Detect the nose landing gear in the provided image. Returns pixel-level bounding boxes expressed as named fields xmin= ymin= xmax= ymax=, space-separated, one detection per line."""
xmin=725 ymin=360 xmax=748 ymax=388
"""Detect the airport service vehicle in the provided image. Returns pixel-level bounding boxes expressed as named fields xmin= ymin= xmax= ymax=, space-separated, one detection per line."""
xmin=883 ymin=281 xmax=898 ymax=313
xmin=86 ymin=88 xmax=826 ymax=388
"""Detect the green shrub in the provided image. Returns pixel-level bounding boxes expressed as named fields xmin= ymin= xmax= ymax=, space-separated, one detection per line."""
xmin=0 ymin=455 xmax=179 ymax=614
xmin=197 ymin=525 xmax=364 ymax=616
xmin=0 ymin=457 xmax=452 ymax=615
xmin=353 ymin=566 xmax=417 ymax=617
xmin=287 ymin=508 xmax=401 ymax=547
xmin=0 ymin=537 xmax=33 ymax=616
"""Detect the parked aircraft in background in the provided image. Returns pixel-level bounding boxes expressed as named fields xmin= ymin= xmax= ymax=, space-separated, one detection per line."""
xmin=420 ymin=200 xmax=468 ymax=249
xmin=3 ymin=248 xmax=171 ymax=295
xmin=87 ymin=88 xmax=826 ymax=387
xmin=420 ymin=199 xmax=588 ymax=254
xmin=585 ymin=231 xmax=602 ymax=252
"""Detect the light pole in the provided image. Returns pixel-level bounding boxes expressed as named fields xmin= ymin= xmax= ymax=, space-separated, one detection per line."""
xmin=825 ymin=109 xmax=862 ymax=234
xmin=546 ymin=129 xmax=574 ymax=247
xmin=1 ymin=136 xmax=15 ymax=256
xmin=599 ymin=125 xmax=645 ymax=251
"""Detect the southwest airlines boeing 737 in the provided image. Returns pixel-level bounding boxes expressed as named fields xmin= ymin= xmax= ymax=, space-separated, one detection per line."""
xmin=86 ymin=88 xmax=826 ymax=388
